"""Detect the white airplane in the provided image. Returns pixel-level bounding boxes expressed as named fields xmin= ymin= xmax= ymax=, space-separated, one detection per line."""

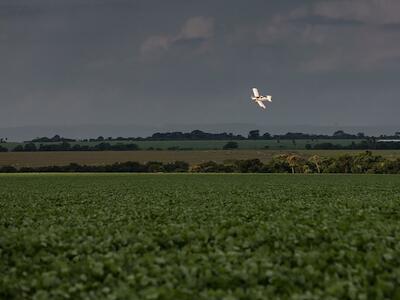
xmin=251 ymin=87 xmax=272 ymax=109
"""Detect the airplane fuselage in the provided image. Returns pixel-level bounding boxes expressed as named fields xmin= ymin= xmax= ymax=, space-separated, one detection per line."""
xmin=251 ymin=96 xmax=271 ymax=102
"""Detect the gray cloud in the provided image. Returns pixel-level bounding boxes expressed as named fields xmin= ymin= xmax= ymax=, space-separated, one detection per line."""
xmin=0 ymin=0 xmax=399 ymax=132
xmin=237 ymin=1 xmax=400 ymax=72
xmin=140 ymin=16 xmax=214 ymax=58
xmin=313 ymin=0 xmax=400 ymax=25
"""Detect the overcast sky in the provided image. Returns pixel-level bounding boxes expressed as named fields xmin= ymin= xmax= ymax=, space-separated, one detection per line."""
xmin=1 ymin=0 xmax=400 ymax=129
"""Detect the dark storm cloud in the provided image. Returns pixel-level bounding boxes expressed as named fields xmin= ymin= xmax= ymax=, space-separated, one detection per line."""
xmin=0 ymin=0 xmax=400 ymax=134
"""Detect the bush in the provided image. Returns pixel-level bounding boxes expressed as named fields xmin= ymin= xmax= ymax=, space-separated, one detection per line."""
xmin=0 ymin=166 xmax=17 ymax=173
xmin=313 ymin=143 xmax=342 ymax=150
xmin=191 ymin=161 xmax=223 ymax=173
xmin=1 ymin=152 xmax=400 ymax=174
xmin=164 ymin=161 xmax=189 ymax=172
xmin=13 ymin=145 xmax=24 ymax=152
xmin=234 ymin=159 xmax=264 ymax=173
xmin=146 ymin=161 xmax=165 ymax=172
xmin=223 ymin=141 xmax=239 ymax=150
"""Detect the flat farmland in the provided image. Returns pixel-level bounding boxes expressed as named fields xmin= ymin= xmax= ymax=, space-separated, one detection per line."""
xmin=1 ymin=174 xmax=400 ymax=299
xmin=1 ymin=149 xmax=400 ymax=167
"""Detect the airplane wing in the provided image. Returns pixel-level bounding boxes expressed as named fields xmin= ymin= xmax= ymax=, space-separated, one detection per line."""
xmin=252 ymin=88 xmax=260 ymax=98
xmin=256 ymin=100 xmax=266 ymax=109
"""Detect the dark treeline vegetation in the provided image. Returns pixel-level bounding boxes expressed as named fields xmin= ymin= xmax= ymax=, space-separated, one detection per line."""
xmin=12 ymin=142 xmax=140 ymax=152
xmin=3 ymin=140 xmax=400 ymax=153
xmin=222 ymin=141 xmax=239 ymax=150
xmin=1 ymin=152 xmax=400 ymax=174
xmin=246 ymin=130 xmax=368 ymax=140
xmin=149 ymin=130 xmax=246 ymax=140
xmin=26 ymin=131 xmax=247 ymax=142
xmin=249 ymin=130 xmax=400 ymax=140
xmin=0 ymin=161 xmax=189 ymax=173
xmin=19 ymin=130 xmax=400 ymax=143
xmin=30 ymin=135 xmax=75 ymax=143
xmin=308 ymin=141 xmax=400 ymax=150
xmin=191 ymin=152 xmax=400 ymax=174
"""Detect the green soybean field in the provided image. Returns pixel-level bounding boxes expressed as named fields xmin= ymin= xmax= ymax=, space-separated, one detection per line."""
xmin=1 ymin=174 xmax=400 ymax=299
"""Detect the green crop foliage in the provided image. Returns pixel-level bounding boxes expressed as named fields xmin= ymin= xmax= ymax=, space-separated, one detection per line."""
xmin=1 ymin=174 xmax=400 ymax=299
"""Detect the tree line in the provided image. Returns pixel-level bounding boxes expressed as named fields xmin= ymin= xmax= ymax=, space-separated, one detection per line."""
xmin=0 ymin=161 xmax=189 ymax=173
xmin=0 ymin=142 xmax=140 ymax=152
xmin=2 ymin=140 xmax=400 ymax=152
xmin=191 ymin=151 xmax=400 ymax=173
xmin=308 ymin=141 xmax=400 ymax=150
xmin=11 ymin=130 xmax=400 ymax=144
xmin=1 ymin=152 xmax=400 ymax=174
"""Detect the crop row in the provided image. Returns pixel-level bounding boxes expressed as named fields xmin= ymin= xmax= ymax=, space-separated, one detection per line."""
xmin=1 ymin=174 xmax=400 ymax=299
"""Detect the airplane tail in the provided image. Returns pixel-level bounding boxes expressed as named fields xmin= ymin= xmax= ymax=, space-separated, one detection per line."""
xmin=266 ymin=95 xmax=272 ymax=102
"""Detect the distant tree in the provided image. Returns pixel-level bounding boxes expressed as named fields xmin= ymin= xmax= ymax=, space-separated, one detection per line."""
xmin=313 ymin=143 xmax=342 ymax=150
xmin=39 ymin=142 xmax=71 ymax=151
xmin=13 ymin=145 xmax=24 ymax=152
xmin=309 ymin=155 xmax=322 ymax=173
xmin=333 ymin=130 xmax=345 ymax=137
xmin=0 ymin=145 xmax=8 ymax=152
xmin=262 ymin=132 xmax=272 ymax=139
xmin=248 ymin=130 xmax=260 ymax=139
xmin=0 ymin=166 xmax=17 ymax=173
xmin=286 ymin=154 xmax=302 ymax=174
xmin=190 ymin=161 xmax=221 ymax=173
xmin=351 ymin=151 xmax=383 ymax=174
xmin=111 ymin=143 xmax=139 ymax=151
xmin=266 ymin=155 xmax=291 ymax=173
xmin=235 ymin=159 xmax=263 ymax=173
xmin=332 ymin=130 xmax=356 ymax=139
xmin=164 ymin=161 xmax=189 ymax=172
xmin=357 ymin=132 xmax=365 ymax=138
xmin=31 ymin=135 xmax=75 ymax=143
xmin=94 ymin=142 xmax=112 ymax=151
xmin=150 ymin=130 xmax=244 ymax=141
xmin=24 ymin=143 xmax=37 ymax=152
xmin=305 ymin=144 xmax=312 ymax=150
xmin=223 ymin=141 xmax=239 ymax=150
xmin=146 ymin=161 xmax=165 ymax=172
xmin=333 ymin=154 xmax=354 ymax=173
